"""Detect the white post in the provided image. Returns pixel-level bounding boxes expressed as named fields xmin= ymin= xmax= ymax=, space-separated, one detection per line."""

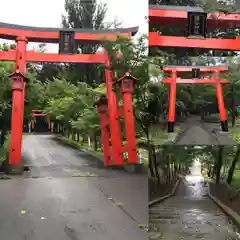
xmin=28 ymin=121 xmax=31 ymax=133
xmin=51 ymin=122 xmax=54 ymax=132
xmin=138 ymin=151 xmax=142 ymax=164
xmin=88 ymin=136 xmax=91 ymax=148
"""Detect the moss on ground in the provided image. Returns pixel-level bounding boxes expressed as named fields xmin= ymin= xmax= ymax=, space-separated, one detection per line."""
xmin=56 ymin=136 xmax=104 ymax=160
xmin=229 ymin=119 xmax=240 ymax=143
xmin=57 ymin=135 xmax=150 ymax=168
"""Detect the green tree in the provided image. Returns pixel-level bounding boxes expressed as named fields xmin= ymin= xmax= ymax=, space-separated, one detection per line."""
xmin=62 ymin=0 xmax=107 ymax=85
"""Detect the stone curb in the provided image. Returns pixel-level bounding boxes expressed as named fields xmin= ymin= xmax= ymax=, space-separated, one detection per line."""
xmin=149 ymin=179 xmax=180 ymax=207
xmin=54 ymin=136 xmax=144 ymax=173
xmin=207 ymin=182 xmax=240 ymax=229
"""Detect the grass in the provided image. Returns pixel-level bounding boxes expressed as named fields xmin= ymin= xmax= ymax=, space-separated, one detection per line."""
xmin=57 ymin=135 xmax=150 ymax=168
xmin=138 ymin=148 xmax=148 ymax=168
xmin=231 ymin=169 xmax=240 ymax=188
xmin=57 ymin=124 xmax=180 ymax=169
xmin=56 ymin=135 xmax=104 ymax=160
xmin=229 ymin=119 xmax=240 ymax=143
xmin=137 ymin=124 xmax=181 ymax=145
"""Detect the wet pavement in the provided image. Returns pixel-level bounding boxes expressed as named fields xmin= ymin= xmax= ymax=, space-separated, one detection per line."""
xmin=0 ymin=135 xmax=148 ymax=240
xmin=149 ymin=160 xmax=240 ymax=240
xmin=175 ymin=116 xmax=236 ymax=145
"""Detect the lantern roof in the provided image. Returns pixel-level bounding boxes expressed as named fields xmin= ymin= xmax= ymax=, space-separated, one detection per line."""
xmin=117 ymin=72 xmax=137 ymax=83
xmin=94 ymin=95 xmax=108 ymax=107
xmin=8 ymin=70 xmax=28 ymax=80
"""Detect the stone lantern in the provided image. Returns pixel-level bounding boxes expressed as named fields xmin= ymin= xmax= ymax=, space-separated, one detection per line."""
xmin=94 ymin=95 xmax=108 ymax=115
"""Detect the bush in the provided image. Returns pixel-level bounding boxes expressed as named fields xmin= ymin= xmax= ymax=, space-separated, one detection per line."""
xmin=0 ymin=132 xmax=10 ymax=166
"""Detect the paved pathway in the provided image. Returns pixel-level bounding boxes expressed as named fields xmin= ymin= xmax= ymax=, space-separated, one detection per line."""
xmin=0 ymin=135 xmax=148 ymax=240
xmin=149 ymin=162 xmax=240 ymax=239
xmin=175 ymin=116 xmax=236 ymax=145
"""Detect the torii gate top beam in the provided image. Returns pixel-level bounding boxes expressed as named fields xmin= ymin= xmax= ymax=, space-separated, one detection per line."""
xmin=31 ymin=110 xmax=49 ymax=117
xmin=0 ymin=22 xmax=138 ymax=43
xmin=149 ymin=4 xmax=240 ymax=29
xmin=32 ymin=110 xmax=43 ymax=112
xmin=162 ymin=65 xmax=229 ymax=84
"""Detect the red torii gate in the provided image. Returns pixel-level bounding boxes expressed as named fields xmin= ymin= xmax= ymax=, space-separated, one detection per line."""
xmin=0 ymin=22 xmax=138 ymax=173
xmin=162 ymin=66 xmax=229 ymax=132
xmin=31 ymin=110 xmax=51 ymax=131
xmin=148 ymin=5 xmax=239 ymax=132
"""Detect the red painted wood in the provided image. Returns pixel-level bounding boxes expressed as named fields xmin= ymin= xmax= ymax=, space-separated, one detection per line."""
xmin=168 ymin=72 xmax=177 ymax=122
xmin=99 ymin=115 xmax=111 ymax=166
xmin=163 ymin=78 xmax=229 ymax=84
xmin=32 ymin=113 xmax=48 ymax=117
xmin=122 ymin=93 xmax=138 ymax=164
xmin=0 ymin=50 xmax=15 ymax=61
xmin=149 ymin=8 xmax=240 ymax=29
xmin=26 ymin=52 xmax=105 ymax=63
xmin=104 ymin=54 xmax=124 ymax=165
xmin=0 ymin=51 xmax=106 ymax=63
xmin=32 ymin=109 xmax=42 ymax=112
xmin=0 ymin=27 xmax=132 ymax=43
xmin=163 ymin=66 xmax=228 ymax=73
xmin=213 ymin=71 xmax=227 ymax=121
xmin=8 ymin=37 xmax=27 ymax=165
xmin=149 ymin=32 xmax=240 ymax=50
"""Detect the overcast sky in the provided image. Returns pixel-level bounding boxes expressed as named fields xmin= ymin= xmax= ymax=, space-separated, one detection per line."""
xmin=0 ymin=0 xmax=147 ymax=52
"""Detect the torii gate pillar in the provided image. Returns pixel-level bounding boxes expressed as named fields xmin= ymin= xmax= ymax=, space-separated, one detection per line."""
xmin=8 ymin=36 xmax=28 ymax=174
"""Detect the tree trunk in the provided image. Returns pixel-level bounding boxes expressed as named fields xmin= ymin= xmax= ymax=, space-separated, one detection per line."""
xmin=174 ymin=162 xmax=178 ymax=179
xmin=231 ymin=84 xmax=236 ymax=127
xmin=88 ymin=136 xmax=91 ymax=147
xmin=152 ymin=145 xmax=160 ymax=184
xmin=148 ymin=148 xmax=154 ymax=177
xmin=215 ymin=146 xmax=223 ymax=185
xmin=67 ymin=125 xmax=71 ymax=138
xmin=93 ymin=132 xmax=97 ymax=151
xmin=146 ymin=130 xmax=154 ymax=177
xmin=227 ymin=145 xmax=240 ymax=184
xmin=71 ymin=131 xmax=75 ymax=141
xmin=166 ymin=160 xmax=171 ymax=183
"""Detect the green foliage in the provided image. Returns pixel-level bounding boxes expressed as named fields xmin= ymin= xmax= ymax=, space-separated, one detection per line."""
xmin=41 ymin=76 xmax=101 ymax=133
xmin=0 ymin=133 xmax=10 ymax=164
xmin=61 ymin=0 xmax=107 ymax=85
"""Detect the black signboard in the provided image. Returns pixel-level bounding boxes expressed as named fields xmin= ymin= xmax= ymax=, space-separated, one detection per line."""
xmin=187 ymin=12 xmax=207 ymax=38
xmin=59 ymin=30 xmax=75 ymax=54
xmin=192 ymin=68 xmax=200 ymax=78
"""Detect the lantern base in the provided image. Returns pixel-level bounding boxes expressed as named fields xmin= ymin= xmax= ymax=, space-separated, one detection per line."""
xmin=220 ymin=120 xmax=228 ymax=132
xmin=7 ymin=163 xmax=24 ymax=175
xmin=167 ymin=121 xmax=175 ymax=133
xmin=124 ymin=163 xmax=144 ymax=173
xmin=106 ymin=164 xmax=124 ymax=169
